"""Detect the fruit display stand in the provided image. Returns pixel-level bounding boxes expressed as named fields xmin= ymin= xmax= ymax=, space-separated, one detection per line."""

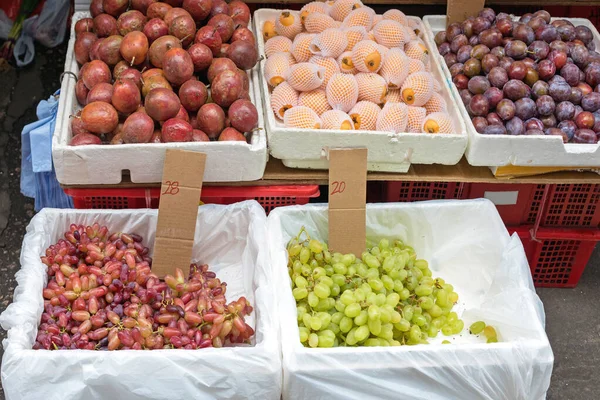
xmin=254 ymin=9 xmax=468 ymax=173
xmin=422 ymin=15 xmax=600 ymax=174
xmin=54 ymin=12 xmax=268 ymax=185
xmin=0 ymin=203 xmax=282 ymax=399
xmin=267 ymin=200 xmax=553 ymax=399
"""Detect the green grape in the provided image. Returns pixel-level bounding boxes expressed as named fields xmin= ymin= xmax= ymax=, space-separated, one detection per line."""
xmin=317 ymin=335 xmax=335 ymax=348
xmin=332 ymin=253 xmax=343 ymax=264
xmin=399 ymin=288 xmax=410 ymax=300
xmin=364 ymin=338 xmax=381 ymax=346
xmin=294 ymin=276 xmax=308 ymax=288
xmin=364 ymin=254 xmax=381 ymax=269
xmin=390 ymin=340 xmax=401 ymax=346
xmin=441 ymin=325 xmax=453 ymax=336
xmin=335 ymin=300 xmax=346 ymax=312
xmin=448 ymin=292 xmax=459 ymax=304
xmin=319 ymin=276 xmax=333 ymax=287
xmin=300 ymin=247 xmax=311 ymax=264
xmin=308 ymin=292 xmax=319 ymax=308
xmin=409 ymin=325 xmax=421 ymax=342
xmin=402 ymin=305 xmax=414 ymax=322
xmin=333 ymin=263 xmax=347 ymax=275
xmin=308 ymin=333 xmax=319 ymax=347
xmin=436 ymin=290 xmax=448 ymax=307
xmin=342 ymin=253 xmax=356 ymax=266
xmin=314 ymin=253 xmax=324 ymax=263
xmin=413 ymin=306 xmax=422 ymax=315
xmin=310 ymin=317 xmax=322 ymax=331
xmin=419 ymin=297 xmax=434 ymax=310
xmin=386 ymin=293 xmax=400 ymax=307
xmin=415 ymin=285 xmax=433 ymax=297
xmin=355 ymin=288 xmax=367 ymax=302
xmin=483 ymin=326 xmax=497 ymax=340
xmin=344 ymin=303 xmax=362 ymax=318
xmin=368 ymin=318 xmax=382 ymax=335
xmin=340 ymin=290 xmax=356 ymax=306
xmin=469 ymin=321 xmax=486 ymax=335
xmin=355 ymin=325 xmax=370 ymax=342
xmin=314 ymin=283 xmax=331 ymax=299
xmin=315 ymin=298 xmax=335 ymax=311
xmin=487 ymin=337 xmax=498 ymax=343
xmin=299 ymin=327 xmax=310 ymax=342
xmin=370 ymin=246 xmax=381 ymax=256
xmin=394 ymin=318 xmax=411 ymax=332
xmin=447 ymin=312 xmax=458 ymax=325
xmin=292 ymin=260 xmax=303 ymax=274
xmin=356 ymin=263 xmax=368 ymax=277
xmin=328 ymin=322 xmax=340 ymax=335
xmin=389 ymin=269 xmax=400 ymax=279
xmin=301 ymin=265 xmax=312 ymax=277
xmin=435 ymin=278 xmax=445 ymax=286
xmin=289 ymin=242 xmax=302 ymax=257
xmin=324 ymin=251 xmax=332 ymax=263
xmin=423 ymin=313 xmax=432 ymax=323
xmin=413 ymin=314 xmax=426 ymax=327
xmin=365 ymin=268 xmax=380 ymax=280
xmin=397 ymin=269 xmax=408 ymax=282
xmin=442 ymin=340 xmax=451 ymax=344
xmin=427 ymin=326 xmax=439 ymax=338
xmin=380 ymin=308 xmax=391 ymax=324
xmin=443 ymin=284 xmax=454 ymax=292
xmin=309 ymin=239 xmax=323 ymax=254
xmin=451 ymin=319 xmax=464 ymax=333
xmin=441 ymin=307 xmax=451 ymax=316
xmin=411 ymin=268 xmax=423 ymax=281
xmin=303 ymin=314 xmax=312 ymax=328
xmin=313 ymin=267 xmax=327 ymax=279
xmin=309 ymin=259 xmax=319 ymax=270
xmin=332 ymin=274 xmax=346 ymax=286
xmin=390 ymin=310 xmax=402 ymax=324
xmin=432 ymin=316 xmax=446 ymax=329
xmin=331 ymin=284 xmax=341 ymax=297
xmin=366 ymin=292 xmax=377 ymax=305
xmin=297 ymin=306 xmax=307 ymax=320
xmin=347 ymin=265 xmax=357 ymax=276
xmin=354 ymin=310 xmax=368 ymax=326
xmin=346 ymin=329 xmax=358 ymax=346
xmin=375 ymin=293 xmax=386 ymax=306
xmin=420 ymin=277 xmax=434 ymax=286
xmin=367 ymin=305 xmax=380 ymax=321
xmin=414 ymin=259 xmax=428 ymax=270
xmin=359 ymin=283 xmax=371 ymax=295
xmin=292 ymin=287 xmax=308 ymax=300
xmin=318 ymin=312 xmax=331 ymax=327
xmin=378 ymin=326 xmax=393 ymax=341
xmin=382 ymin=275 xmax=394 ymax=291
xmin=406 ymin=276 xmax=418 ymax=291
xmin=340 ymin=316 xmax=353 ymax=333
xmin=429 ymin=305 xmax=443 ymax=318
xmin=379 ymin=238 xmax=390 ymax=249
xmin=331 ymin=312 xmax=344 ymax=325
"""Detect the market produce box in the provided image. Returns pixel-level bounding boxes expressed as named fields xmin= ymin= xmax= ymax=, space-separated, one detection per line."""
xmin=255 ymin=7 xmax=468 ymax=173
xmin=423 ymin=13 xmax=600 ymax=175
xmin=53 ymin=8 xmax=267 ymax=185
xmin=267 ymin=200 xmax=553 ymax=399
xmin=0 ymin=203 xmax=281 ymax=399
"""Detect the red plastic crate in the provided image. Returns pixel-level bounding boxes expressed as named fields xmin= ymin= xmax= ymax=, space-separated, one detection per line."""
xmin=541 ymin=184 xmax=600 ymax=228
xmin=467 ymin=183 xmax=600 ymax=228
xmin=465 ymin=183 xmax=545 ymax=226
xmin=383 ymin=181 xmax=467 ymax=202
xmin=512 ymin=227 xmax=600 ymax=288
xmin=64 ymin=186 xmax=320 ymax=214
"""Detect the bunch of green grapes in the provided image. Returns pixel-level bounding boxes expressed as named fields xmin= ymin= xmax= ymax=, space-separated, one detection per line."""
xmin=286 ymin=228 xmax=471 ymax=348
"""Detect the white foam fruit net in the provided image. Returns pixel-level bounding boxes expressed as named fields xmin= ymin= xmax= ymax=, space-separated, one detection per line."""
xmin=326 ymin=72 xmax=359 ymax=112
xmin=271 ymin=81 xmax=299 ymax=119
xmin=379 ymin=48 xmax=410 ymax=89
xmin=286 ymin=63 xmax=326 ymax=92
xmin=406 ymin=106 xmax=427 ymax=133
xmin=321 ymin=109 xmax=355 ymax=130
xmin=265 ymin=36 xmax=293 ymax=58
xmin=356 ymin=72 xmax=388 ymax=105
xmin=376 ymin=102 xmax=408 ymax=133
xmin=422 ymin=112 xmax=453 ymax=134
xmin=298 ymin=89 xmax=332 ymax=116
xmin=283 ymin=106 xmax=322 ymax=129
xmin=349 ymin=100 xmax=381 ymax=130
xmin=309 ymin=28 xmax=348 ymax=59
xmin=400 ymin=71 xmax=434 ymax=107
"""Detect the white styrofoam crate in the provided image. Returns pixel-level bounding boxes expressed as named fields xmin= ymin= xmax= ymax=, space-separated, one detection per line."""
xmin=53 ymin=12 xmax=268 ymax=185
xmin=268 ymin=200 xmax=553 ymax=399
xmin=423 ymin=15 xmax=600 ymax=168
xmin=254 ymin=9 xmax=468 ymax=173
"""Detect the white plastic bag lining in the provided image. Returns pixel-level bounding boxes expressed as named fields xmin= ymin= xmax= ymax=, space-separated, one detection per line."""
xmin=0 ymin=202 xmax=282 ymax=400
xmin=267 ymin=199 xmax=554 ymax=400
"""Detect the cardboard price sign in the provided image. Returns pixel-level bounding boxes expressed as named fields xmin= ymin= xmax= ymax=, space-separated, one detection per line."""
xmin=446 ymin=0 xmax=485 ymax=26
xmin=152 ymin=149 xmax=206 ymax=277
xmin=328 ymin=148 xmax=368 ymax=256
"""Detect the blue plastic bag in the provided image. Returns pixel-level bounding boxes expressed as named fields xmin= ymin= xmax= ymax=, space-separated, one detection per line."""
xmin=20 ymin=89 xmax=73 ymax=211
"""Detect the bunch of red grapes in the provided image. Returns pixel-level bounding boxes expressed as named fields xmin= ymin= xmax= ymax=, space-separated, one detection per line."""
xmin=436 ymin=8 xmax=600 ymax=143
xmin=35 ymin=223 xmax=254 ymax=351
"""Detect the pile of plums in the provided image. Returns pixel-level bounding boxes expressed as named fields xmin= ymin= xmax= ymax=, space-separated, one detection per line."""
xmin=436 ymin=8 xmax=600 ymax=143
xmin=70 ymin=0 xmax=259 ymax=146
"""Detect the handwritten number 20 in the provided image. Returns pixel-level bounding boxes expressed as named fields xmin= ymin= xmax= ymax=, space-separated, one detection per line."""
xmin=330 ymin=181 xmax=346 ymax=195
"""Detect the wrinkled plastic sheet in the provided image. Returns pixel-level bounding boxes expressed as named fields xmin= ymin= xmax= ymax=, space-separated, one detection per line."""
xmin=267 ymin=199 xmax=554 ymax=400
xmin=0 ymin=202 xmax=282 ymax=400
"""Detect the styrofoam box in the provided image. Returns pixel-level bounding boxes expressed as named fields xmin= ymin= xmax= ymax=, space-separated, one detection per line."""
xmin=53 ymin=12 xmax=268 ymax=185
xmin=267 ymin=200 xmax=553 ymax=399
xmin=423 ymin=15 xmax=600 ymax=167
xmin=254 ymin=10 xmax=468 ymax=173
xmin=0 ymin=202 xmax=282 ymax=399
